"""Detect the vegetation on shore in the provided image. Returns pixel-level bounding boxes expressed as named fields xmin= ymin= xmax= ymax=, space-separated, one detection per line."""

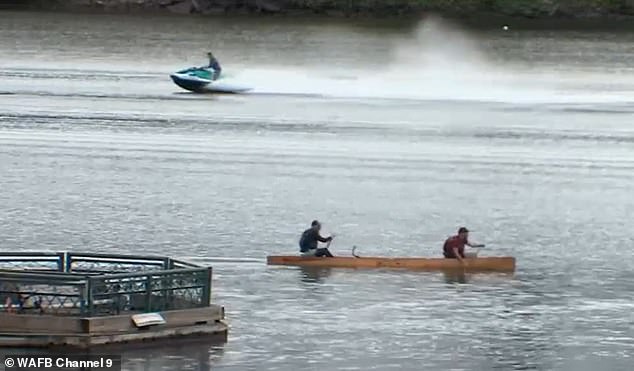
xmin=18 ymin=0 xmax=634 ymax=18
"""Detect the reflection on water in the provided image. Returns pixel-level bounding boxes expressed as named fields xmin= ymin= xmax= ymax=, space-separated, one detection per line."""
xmin=443 ymin=271 xmax=469 ymax=284
xmin=119 ymin=338 xmax=225 ymax=371
xmin=298 ymin=266 xmax=333 ymax=283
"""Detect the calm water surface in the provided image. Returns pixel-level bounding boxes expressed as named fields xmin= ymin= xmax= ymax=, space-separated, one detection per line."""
xmin=1 ymin=11 xmax=633 ymax=371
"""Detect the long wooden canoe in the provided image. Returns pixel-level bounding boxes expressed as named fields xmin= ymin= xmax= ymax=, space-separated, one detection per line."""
xmin=266 ymin=256 xmax=515 ymax=272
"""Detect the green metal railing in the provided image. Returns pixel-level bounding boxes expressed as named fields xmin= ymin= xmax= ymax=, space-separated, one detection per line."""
xmin=0 ymin=252 xmax=212 ymax=317
xmin=0 ymin=252 xmax=64 ymax=272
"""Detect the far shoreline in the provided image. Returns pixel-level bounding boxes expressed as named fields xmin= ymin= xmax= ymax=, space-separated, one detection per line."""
xmin=3 ymin=7 xmax=634 ymax=32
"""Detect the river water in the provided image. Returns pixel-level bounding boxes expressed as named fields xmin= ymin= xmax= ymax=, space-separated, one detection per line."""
xmin=1 ymin=10 xmax=633 ymax=371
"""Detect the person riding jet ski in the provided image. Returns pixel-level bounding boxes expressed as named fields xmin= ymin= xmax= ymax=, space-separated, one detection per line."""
xmin=205 ymin=52 xmax=222 ymax=81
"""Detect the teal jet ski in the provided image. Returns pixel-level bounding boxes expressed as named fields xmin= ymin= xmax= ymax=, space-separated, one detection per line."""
xmin=170 ymin=67 xmax=251 ymax=94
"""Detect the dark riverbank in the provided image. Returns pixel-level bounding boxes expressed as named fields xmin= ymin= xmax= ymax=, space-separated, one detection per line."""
xmin=10 ymin=0 xmax=634 ymax=20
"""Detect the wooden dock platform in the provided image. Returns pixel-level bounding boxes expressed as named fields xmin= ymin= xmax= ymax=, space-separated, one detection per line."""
xmin=0 ymin=306 xmax=227 ymax=348
xmin=0 ymin=252 xmax=228 ymax=348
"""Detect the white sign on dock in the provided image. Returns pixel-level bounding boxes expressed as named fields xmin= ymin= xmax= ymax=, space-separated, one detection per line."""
xmin=132 ymin=313 xmax=166 ymax=328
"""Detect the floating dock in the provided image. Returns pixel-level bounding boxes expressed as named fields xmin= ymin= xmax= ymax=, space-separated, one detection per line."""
xmin=0 ymin=252 xmax=227 ymax=348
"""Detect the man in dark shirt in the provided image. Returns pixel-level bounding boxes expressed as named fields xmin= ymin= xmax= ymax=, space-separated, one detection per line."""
xmin=205 ymin=52 xmax=222 ymax=81
xmin=443 ymin=227 xmax=485 ymax=263
xmin=299 ymin=220 xmax=334 ymax=257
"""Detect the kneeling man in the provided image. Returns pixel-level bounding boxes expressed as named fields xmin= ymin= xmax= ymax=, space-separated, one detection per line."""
xmin=299 ymin=220 xmax=334 ymax=257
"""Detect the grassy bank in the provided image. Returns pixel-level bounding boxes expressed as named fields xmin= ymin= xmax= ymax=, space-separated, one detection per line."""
xmin=16 ymin=0 xmax=634 ymax=18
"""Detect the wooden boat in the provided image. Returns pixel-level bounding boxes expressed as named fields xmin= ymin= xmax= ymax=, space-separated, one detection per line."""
xmin=266 ymin=255 xmax=515 ymax=272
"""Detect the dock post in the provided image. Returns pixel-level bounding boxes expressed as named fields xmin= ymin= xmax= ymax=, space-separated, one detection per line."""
xmin=145 ymin=275 xmax=153 ymax=311
xmin=202 ymin=267 xmax=212 ymax=306
xmin=57 ymin=252 xmax=66 ymax=272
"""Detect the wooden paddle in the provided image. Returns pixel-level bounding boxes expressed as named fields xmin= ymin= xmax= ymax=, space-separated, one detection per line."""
xmin=325 ymin=238 xmax=333 ymax=250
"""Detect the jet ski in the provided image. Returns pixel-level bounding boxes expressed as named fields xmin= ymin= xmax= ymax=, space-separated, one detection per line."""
xmin=170 ymin=67 xmax=251 ymax=94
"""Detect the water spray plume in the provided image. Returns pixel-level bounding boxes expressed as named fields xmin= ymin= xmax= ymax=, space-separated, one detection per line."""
xmin=230 ymin=17 xmax=628 ymax=105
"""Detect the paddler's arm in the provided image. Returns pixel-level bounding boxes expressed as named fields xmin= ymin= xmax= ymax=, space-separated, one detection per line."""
xmin=465 ymin=241 xmax=484 ymax=248
xmin=317 ymin=235 xmax=333 ymax=243
xmin=453 ymin=247 xmax=466 ymax=264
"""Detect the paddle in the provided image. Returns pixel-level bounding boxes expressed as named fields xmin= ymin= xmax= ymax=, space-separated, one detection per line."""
xmin=469 ymin=244 xmax=486 ymax=257
xmin=325 ymin=238 xmax=333 ymax=250
xmin=460 ymin=244 xmax=486 ymax=270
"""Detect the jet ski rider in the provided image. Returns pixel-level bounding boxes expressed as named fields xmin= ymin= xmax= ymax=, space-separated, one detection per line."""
xmin=206 ymin=52 xmax=222 ymax=81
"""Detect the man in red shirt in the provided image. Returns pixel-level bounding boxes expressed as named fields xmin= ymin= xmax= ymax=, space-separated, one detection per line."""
xmin=443 ymin=227 xmax=485 ymax=263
